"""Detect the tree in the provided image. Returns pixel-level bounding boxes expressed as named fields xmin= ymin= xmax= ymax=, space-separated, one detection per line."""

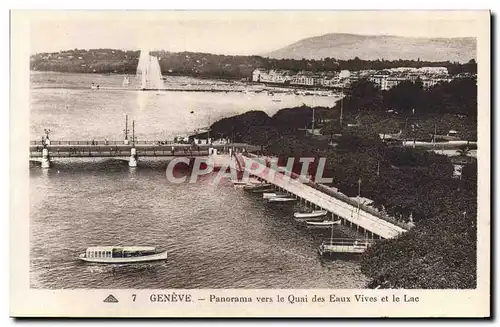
xmin=383 ymin=79 xmax=424 ymax=113
xmin=347 ymin=79 xmax=383 ymax=112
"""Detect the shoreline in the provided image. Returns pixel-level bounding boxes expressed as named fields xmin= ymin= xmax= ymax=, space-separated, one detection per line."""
xmin=32 ymin=85 xmax=343 ymax=97
xmin=30 ymin=70 xmax=345 ymax=95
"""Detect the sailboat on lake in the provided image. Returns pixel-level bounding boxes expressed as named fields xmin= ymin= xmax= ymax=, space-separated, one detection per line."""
xmin=136 ymin=49 xmax=165 ymax=91
xmin=122 ymin=76 xmax=130 ymax=87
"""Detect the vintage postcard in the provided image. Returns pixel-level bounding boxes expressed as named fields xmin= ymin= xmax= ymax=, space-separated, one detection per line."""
xmin=10 ymin=10 xmax=490 ymax=317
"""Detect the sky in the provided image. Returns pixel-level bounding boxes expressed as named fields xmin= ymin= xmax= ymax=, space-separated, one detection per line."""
xmin=28 ymin=11 xmax=483 ymax=55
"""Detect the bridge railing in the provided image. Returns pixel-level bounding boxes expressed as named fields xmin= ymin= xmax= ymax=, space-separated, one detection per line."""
xmin=30 ymin=149 xmax=210 ymax=157
xmin=29 ymin=140 xmax=253 ymax=147
xmin=29 ymin=140 xmax=187 ymax=146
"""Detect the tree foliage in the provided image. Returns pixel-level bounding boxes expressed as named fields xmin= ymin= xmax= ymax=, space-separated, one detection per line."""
xmin=209 ymin=102 xmax=477 ymax=289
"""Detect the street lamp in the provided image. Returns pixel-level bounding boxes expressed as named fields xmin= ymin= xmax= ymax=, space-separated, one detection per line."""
xmin=340 ymin=83 xmax=344 ymax=128
xmin=357 ymin=178 xmax=361 ymax=219
xmin=123 ymin=114 xmax=130 ymax=144
xmin=132 ymin=120 xmax=135 ymax=147
xmin=207 ymin=108 xmax=212 ymax=146
xmin=43 ymin=129 xmax=51 ymax=146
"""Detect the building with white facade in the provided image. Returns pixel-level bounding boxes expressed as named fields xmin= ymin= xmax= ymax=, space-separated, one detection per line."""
xmin=251 ymin=66 xmax=454 ymax=90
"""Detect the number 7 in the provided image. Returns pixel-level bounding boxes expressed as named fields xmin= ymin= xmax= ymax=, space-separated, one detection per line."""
xmin=132 ymin=294 xmax=136 ymax=302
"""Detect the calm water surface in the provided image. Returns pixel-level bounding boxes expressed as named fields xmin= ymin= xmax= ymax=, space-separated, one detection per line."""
xmin=30 ymin=72 xmax=339 ymax=141
xmin=29 ymin=72 xmax=367 ymax=289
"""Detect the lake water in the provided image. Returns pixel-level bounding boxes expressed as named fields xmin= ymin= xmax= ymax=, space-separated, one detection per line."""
xmin=30 ymin=72 xmax=339 ymax=141
xmin=29 ymin=72 xmax=368 ymax=289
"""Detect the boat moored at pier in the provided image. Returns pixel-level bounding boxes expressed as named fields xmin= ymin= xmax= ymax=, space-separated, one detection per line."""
xmin=262 ymin=192 xmax=289 ymax=199
xmin=294 ymin=210 xmax=327 ymax=219
xmin=232 ymin=180 xmax=249 ymax=187
xmin=268 ymin=197 xmax=297 ymax=203
xmin=243 ymin=183 xmax=272 ymax=191
xmin=318 ymin=239 xmax=372 ymax=255
xmin=306 ymin=220 xmax=341 ymax=227
xmin=251 ymin=187 xmax=276 ymax=193
xmin=78 ymin=246 xmax=168 ymax=264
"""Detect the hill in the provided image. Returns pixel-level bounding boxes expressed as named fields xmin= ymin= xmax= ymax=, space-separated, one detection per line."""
xmin=264 ymin=33 xmax=476 ymax=63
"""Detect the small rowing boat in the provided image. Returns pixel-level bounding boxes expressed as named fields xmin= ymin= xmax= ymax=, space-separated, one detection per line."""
xmin=268 ymin=197 xmax=296 ymax=203
xmin=306 ymin=220 xmax=341 ymax=227
xmin=251 ymin=187 xmax=276 ymax=193
xmin=232 ymin=178 xmax=261 ymax=188
xmin=243 ymin=183 xmax=272 ymax=191
xmin=262 ymin=192 xmax=289 ymax=199
xmin=294 ymin=210 xmax=327 ymax=219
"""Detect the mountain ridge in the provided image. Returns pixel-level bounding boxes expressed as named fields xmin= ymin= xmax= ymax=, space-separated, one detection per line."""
xmin=264 ymin=33 xmax=476 ymax=63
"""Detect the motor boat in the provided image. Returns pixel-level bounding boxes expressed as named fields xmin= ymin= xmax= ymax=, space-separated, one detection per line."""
xmin=78 ymin=246 xmax=168 ymax=264
xmin=294 ymin=210 xmax=328 ymax=219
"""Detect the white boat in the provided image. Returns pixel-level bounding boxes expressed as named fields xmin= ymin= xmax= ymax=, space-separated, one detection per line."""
xmin=78 ymin=246 xmax=168 ymax=264
xmin=306 ymin=220 xmax=341 ymax=227
xmin=251 ymin=187 xmax=275 ymax=193
xmin=294 ymin=210 xmax=327 ymax=218
xmin=122 ymin=76 xmax=130 ymax=87
xmin=268 ymin=197 xmax=296 ymax=203
xmin=232 ymin=178 xmax=261 ymax=188
xmin=243 ymin=183 xmax=272 ymax=191
xmin=262 ymin=192 xmax=288 ymax=199
xmin=319 ymin=240 xmax=370 ymax=255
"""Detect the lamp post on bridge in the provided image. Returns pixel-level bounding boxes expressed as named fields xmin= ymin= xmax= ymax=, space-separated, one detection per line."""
xmin=128 ymin=119 xmax=137 ymax=167
xmin=123 ymin=114 xmax=130 ymax=145
xmin=340 ymin=83 xmax=344 ymax=129
xmin=41 ymin=128 xmax=51 ymax=168
xmin=132 ymin=120 xmax=135 ymax=147
xmin=43 ymin=129 xmax=51 ymax=146
xmin=207 ymin=108 xmax=215 ymax=155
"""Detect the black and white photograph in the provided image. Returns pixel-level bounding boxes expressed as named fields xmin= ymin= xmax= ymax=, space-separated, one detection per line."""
xmin=10 ymin=9 xmax=490 ymax=317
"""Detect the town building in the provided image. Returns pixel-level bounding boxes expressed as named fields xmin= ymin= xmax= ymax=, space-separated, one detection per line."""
xmin=251 ymin=66 xmax=456 ymax=90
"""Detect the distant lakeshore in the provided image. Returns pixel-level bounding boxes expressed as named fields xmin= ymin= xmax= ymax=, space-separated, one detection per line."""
xmin=30 ymin=48 xmax=477 ymax=81
xmin=30 ymin=71 xmax=341 ymax=96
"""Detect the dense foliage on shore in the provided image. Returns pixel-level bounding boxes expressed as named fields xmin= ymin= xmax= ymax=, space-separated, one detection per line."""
xmin=210 ymin=78 xmax=477 ymax=289
xmin=322 ymin=77 xmax=477 ymax=140
xmin=30 ymin=48 xmax=477 ymax=79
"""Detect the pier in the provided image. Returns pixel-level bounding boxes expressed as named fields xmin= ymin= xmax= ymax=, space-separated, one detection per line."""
xmin=235 ymin=154 xmax=408 ymax=240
